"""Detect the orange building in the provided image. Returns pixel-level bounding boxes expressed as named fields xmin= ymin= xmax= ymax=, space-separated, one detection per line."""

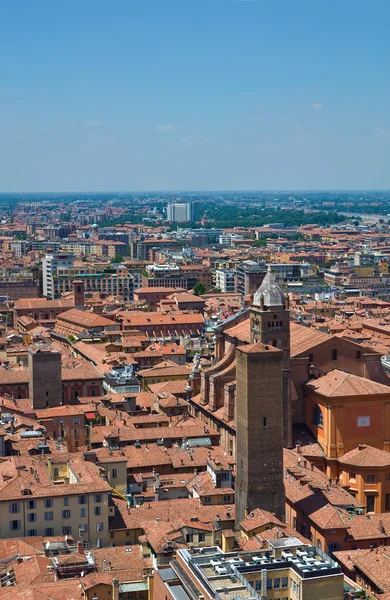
xmin=304 ymin=369 xmax=390 ymax=476
xmin=338 ymin=444 xmax=390 ymax=513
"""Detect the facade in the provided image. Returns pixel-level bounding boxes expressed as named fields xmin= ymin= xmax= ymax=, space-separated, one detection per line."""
xmin=304 ymin=369 xmax=390 ymax=462
xmin=0 ymin=363 xmax=104 ymax=401
xmin=269 ymin=263 xmax=311 ymax=282
xmin=42 ymin=253 xmax=75 ymax=298
xmin=142 ymin=263 xmax=212 ymax=290
xmin=52 ymin=266 xmax=134 ymax=301
xmin=215 ymin=269 xmax=236 ymax=293
xmin=235 ymin=260 xmax=267 ymax=296
xmin=0 ymin=455 xmax=110 ymax=547
xmin=167 ymin=201 xmax=197 ymax=222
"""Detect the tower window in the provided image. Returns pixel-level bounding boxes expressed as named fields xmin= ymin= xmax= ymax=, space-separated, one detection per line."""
xmin=313 ymin=405 xmax=323 ymax=427
xmin=267 ymin=322 xmax=271 ymax=328
xmin=356 ymin=350 xmax=361 ymax=359
xmin=308 ymin=353 xmax=313 ymax=363
xmin=272 ymin=340 xmax=277 ymax=347
xmin=280 ymin=321 xmax=283 ymax=327
xmin=263 ymin=417 xmax=267 ymax=428
xmin=331 ymin=349 xmax=338 ymax=361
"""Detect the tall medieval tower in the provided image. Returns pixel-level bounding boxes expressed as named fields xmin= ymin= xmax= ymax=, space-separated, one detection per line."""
xmin=235 ymin=342 xmax=286 ymax=524
xmin=250 ymin=268 xmax=292 ymax=448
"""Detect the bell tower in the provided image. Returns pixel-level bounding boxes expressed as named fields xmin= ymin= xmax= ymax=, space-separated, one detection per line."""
xmin=250 ymin=268 xmax=292 ymax=447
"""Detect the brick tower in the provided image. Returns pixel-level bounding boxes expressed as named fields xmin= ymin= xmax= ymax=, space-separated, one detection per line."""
xmin=249 ymin=267 xmax=292 ymax=447
xmin=72 ymin=279 xmax=85 ymax=310
xmin=28 ymin=349 xmax=62 ymax=410
xmin=235 ymin=341 xmax=285 ymax=525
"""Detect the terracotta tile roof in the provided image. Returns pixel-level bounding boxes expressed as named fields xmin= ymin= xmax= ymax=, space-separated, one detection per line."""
xmin=93 ymin=544 xmax=151 ymax=579
xmin=305 ymin=369 xmax=390 ymax=398
xmin=110 ymin=496 xmax=234 ymax=531
xmin=0 ymin=455 xmax=110 ymax=501
xmin=137 ymin=362 xmax=191 ymax=378
xmin=290 ymin=322 xmax=330 ymax=357
xmin=14 ymin=298 xmax=74 ymax=311
xmin=239 ymin=508 xmax=283 ymax=532
xmin=148 ymin=380 xmax=189 ymax=395
xmin=118 ymin=311 xmax=205 ymax=327
xmin=237 ymin=342 xmax=281 ymax=354
xmin=339 ymin=444 xmax=390 ymax=468
xmin=334 ymin=546 xmax=390 ymax=593
xmin=58 ymin=308 xmax=117 ymax=328
xmin=91 ymin=421 xmax=220 ymax=445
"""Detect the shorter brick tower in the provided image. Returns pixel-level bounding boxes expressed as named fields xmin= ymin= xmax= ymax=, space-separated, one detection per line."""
xmin=72 ymin=279 xmax=85 ymax=310
xmin=28 ymin=349 xmax=62 ymax=410
xmin=235 ymin=342 xmax=285 ymax=525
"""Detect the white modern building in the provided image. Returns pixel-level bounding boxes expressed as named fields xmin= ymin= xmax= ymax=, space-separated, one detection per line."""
xmin=167 ymin=201 xmax=195 ymax=222
xmin=42 ymin=253 xmax=75 ymax=298
xmin=215 ymin=269 xmax=235 ymax=293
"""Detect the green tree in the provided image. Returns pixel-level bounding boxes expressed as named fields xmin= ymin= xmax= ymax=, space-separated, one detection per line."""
xmin=193 ymin=282 xmax=207 ymax=296
xmin=253 ymin=239 xmax=267 ymax=248
xmin=111 ymin=255 xmax=124 ymax=264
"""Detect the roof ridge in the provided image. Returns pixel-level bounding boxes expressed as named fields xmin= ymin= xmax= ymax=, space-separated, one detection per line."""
xmin=328 ymin=370 xmax=350 ymax=397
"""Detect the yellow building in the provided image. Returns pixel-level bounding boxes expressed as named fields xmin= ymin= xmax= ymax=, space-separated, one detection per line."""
xmin=0 ymin=455 xmax=111 ymax=547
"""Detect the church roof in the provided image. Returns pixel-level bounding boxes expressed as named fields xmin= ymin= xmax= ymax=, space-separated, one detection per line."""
xmin=253 ymin=268 xmax=285 ymax=308
xmin=305 ymin=369 xmax=390 ymax=398
xmin=338 ymin=445 xmax=390 ymax=468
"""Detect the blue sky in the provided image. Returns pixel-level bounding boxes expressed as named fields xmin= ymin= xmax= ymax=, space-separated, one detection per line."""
xmin=0 ymin=0 xmax=390 ymax=192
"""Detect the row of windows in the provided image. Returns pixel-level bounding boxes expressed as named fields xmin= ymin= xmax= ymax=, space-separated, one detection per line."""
xmin=9 ymin=522 xmax=104 ymax=533
xmin=308 ymin=349 xmax=362 ymax=363
xmin=248 ymin=576 xmax=289 ymax=591
xmin=9 ymin=494 xmax=103 ymax=513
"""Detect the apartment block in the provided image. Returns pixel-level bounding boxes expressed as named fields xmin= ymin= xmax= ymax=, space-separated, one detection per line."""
xmin=0 ymin=455 xmax=110 ymax=547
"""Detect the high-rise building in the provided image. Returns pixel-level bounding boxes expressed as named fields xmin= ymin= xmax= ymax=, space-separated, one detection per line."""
xmin=166 ymin=201 xmax=198 ymax=222
xmin=215 ymin=268 xmax=235 ymax=293
xmin=235 ymin=259 xmax=267 ymax=296
xmin=42 ymin=253 xmax=75 ymax=298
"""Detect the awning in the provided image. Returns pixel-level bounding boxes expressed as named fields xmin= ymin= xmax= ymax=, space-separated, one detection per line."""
xmin=85 ymin=412 xmax=96 ymax=420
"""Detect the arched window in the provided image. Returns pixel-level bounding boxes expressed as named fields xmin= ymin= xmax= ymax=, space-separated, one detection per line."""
xmin=313 ymin=405 xmax=323 ymax=427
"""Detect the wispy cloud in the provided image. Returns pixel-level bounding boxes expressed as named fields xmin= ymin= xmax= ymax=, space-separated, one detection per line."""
xmin=312 ymin=102 xmax=324 ymax=111
xmin=84 ymin=120 xmax=102 ymax=127
xmin=252 ymin=116 xmax=260 ymax=121
xmin=181 ymin=134 xmax=207 ymax=147
xmin=156 ymin=124 xmax=175 ymax=131
xmin=281 ymin=116 xmax=288 ymax=122
xmin=374 ymin=127 xmax=390 ymax=138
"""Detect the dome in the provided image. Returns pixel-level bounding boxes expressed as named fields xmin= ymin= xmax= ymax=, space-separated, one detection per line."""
xmin=253 ymin=268 xmax=285 ymax=308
